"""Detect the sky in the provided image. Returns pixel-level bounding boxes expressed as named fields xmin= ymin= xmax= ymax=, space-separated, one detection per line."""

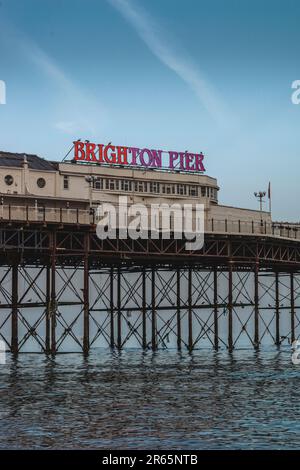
xmin=0 ymin=0 xmax=299 ymax=220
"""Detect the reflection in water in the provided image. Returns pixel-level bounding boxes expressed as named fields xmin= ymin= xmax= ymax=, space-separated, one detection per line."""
xmin=0 ymin=347 xmax=299 ymax=449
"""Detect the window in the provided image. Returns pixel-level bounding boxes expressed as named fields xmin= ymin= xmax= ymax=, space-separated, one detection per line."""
xmin=93 ymin=177 xmax=103 ymax=190
xmin=134 ymin=181 xmax=147 ymax=192
xmin=212 ymin=188 xmax=217 ymax=200
xmin=37 ymin=177 xmax=46 ymax=188
xmin=201 ymin=187 xmax=206 ymax=197
xmin=140 ymin=182 xmax=147 ymax=192
xmin=150 ymin=182 xmax=160 ymax=193
xmin=177 ymin=184 xmax=186 ymax=196
xmin=121 ymin=180 xmax=132 ymax=191
xmin=189 ymin=185 xmax=198 ymax=197
xmin=109 ymin=179 xmax=116 ymax=190
xmin=63 ymin=175 xmax=69 ymax=190
xmin=162 ymin=184 xmax=172 ymax=195
xmin=4 ymin=175 xmax=13 ymax=186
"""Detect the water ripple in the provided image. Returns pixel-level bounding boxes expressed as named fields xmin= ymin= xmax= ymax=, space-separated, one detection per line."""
xmin=0 ymin=347 xmax=299 ymax=449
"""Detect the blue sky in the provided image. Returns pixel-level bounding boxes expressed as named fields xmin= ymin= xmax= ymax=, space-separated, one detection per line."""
xmin=0 ymin=0 xmax=299 ymax=220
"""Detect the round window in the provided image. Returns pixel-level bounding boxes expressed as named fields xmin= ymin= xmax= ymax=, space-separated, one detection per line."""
xmin=37 ymin=177 xmax=46 ymax=188
xmin=4 ymin=175 xmax=14 ymax=186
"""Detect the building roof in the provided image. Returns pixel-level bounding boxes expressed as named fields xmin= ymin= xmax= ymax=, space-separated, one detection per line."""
xmin=0 ymin=151 xmax=55 ymax=171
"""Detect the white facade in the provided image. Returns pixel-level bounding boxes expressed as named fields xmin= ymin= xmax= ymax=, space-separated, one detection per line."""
xmin=0 ymin=152 xmax=271 ymax=226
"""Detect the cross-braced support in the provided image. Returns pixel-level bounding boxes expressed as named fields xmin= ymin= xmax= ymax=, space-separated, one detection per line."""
xmin=1 ymin=224 xmax=300 ymax=353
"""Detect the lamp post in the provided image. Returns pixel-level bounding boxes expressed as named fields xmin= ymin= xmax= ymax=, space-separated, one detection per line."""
xmin=85 ymin=175 xmax=96 ymax=223
xmin=254 ymin=191 xmax=266 ymax=233
xmin=254 ymin=191 xmax=266 ymax=212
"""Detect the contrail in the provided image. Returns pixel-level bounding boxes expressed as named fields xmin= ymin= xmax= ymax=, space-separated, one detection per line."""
xmin=107 ymin=0 xmax=232 ymax=127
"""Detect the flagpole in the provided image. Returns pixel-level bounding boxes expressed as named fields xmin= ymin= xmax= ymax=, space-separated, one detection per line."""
xmin=268 ymin=182 xmax=272 ymax=214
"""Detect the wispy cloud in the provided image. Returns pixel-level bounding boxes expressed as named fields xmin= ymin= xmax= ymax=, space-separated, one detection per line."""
xmin=107 ymin=0 xmax=233 ymax=127
xmin=54 ymin=121 xmax=78 ymax=134
xmin=0 ymin=18 xmax=105 ymax=137
xmin=20 ymin=37 xmax=103 ymax=136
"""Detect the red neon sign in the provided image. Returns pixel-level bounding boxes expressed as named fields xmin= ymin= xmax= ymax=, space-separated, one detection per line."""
xmin=73 ymin=141 xmax=205 ymax=173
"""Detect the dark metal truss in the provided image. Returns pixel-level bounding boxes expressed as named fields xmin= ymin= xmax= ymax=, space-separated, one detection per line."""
xmin=0 ymin=223 xmax=299 ymax=353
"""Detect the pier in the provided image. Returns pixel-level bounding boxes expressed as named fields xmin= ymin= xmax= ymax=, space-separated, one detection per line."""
xmin=0 ymin=204 xmax=299 ymax=354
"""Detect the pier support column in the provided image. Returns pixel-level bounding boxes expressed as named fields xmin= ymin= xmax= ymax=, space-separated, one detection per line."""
xmin=176 ymin=267 xmax=181 ymax=350
xmin=45 ymin=264 xmax=51 ymax=354
xmin=188 ymin=267 xmax=193 ymax=351
xmin=254 ymin=262 xmax=259 ymax=348
xmin=83 ymin=233 xmax=90 ymax=354
xmin=151 ymin=267 xmax=157 ymax=351
xmin=213 ymin=268 xmax=219 ymax=350
xmin=290 ymin=272 xmax=295 ymax=344
xmin=117 ymin=267 xmax=121 ymax=350
xmin=142 ymin=267 xmax=147 ymax=350
xmin=11 ymin=262 xmax=18 ymax=354
xmin=110 ymin=267 xmax=114 ymax=348
xmin=50 ymin=232 xmax=57 ymax=354
xmin=275 ymin=272 xmax=280 ymax=346
xmin=228 ymin=261 xmax=233 ymax=351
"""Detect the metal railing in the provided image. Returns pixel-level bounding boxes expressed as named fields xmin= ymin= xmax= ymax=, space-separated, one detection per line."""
xmin=0 ymin=205 xmax=91 ymax=225
xmin=0 ymin=205 xmax=299 ymax=241
xmin=206 ymin=218 xmax=300 ymax=240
